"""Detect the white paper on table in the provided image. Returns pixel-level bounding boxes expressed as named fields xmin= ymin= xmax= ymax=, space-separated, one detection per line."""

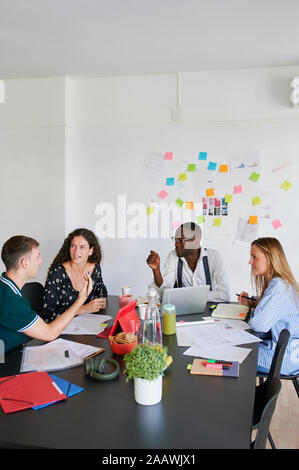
xmin=20 ymin=338 xmax=102 ymax=372
xmin=176 ymin=320 xmax=216 ymax=346
xmin=202 ymin=317 xmax=251 ymax=330
xmin=180 ymin=322 xmax=261 ymax=350
xmin=183 ymin=345 xmax=252 ymax=364
xmin=61 ymin=314 xmax=112 ymax=335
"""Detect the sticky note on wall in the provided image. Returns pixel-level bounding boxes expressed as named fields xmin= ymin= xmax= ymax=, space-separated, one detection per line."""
xmin=249 ymin=216 xmax=258 ymax=224
xmin=198 ymin=152 xmax=207 ymax=160
xmin=185 ymin=202 xmax=194 ymax=210
xmin=187 ymin=164 xmax=196 ymax=172
xmin=175 ymin=198 xmax=184 ymax=208
xmin=213 ymin=218 xmax=222 ymax=226
xmin=280 ymin=180 xmax=292 ymax=191
xmin=196 ymin=215 xmax=206 ymax=224
xmin=166 ymin=177 xmax=175 ymax=186
xmin=164 ymin=152 xmax=173 ymax=160
xmin=272 ymin=219 xmax=282 ymax=229
xmin=233 ymin=185 xmax=243 ymax=194
xmin=252 ymin=196 xmax=262 ymax=206
xmin=225 ymin=194 xmax=233 ymax=203
xmin=178 ymin=173 xmax=187 ymax=181
xmin=208 ymin=162 xmax=217 ymax=171
xmin=206 ymin=188 xmax=215 ymax=197
xmin=219 ymin=164 xmax=229 ymax=173
xmin=147 ymin=207 xmax=154 ymax=215
xmin=158 ymin=190 xmax=168 ymax=200
xmin=249 ymin=172 xmax=260 ymax=182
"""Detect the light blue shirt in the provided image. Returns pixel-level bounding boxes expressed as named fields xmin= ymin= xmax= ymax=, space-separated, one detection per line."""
xmin=249 ymin=277 xmax=299 ymax=375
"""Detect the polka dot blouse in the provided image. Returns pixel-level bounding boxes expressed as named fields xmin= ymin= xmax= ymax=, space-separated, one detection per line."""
xmin=40 ymin=263 xmax=108 ymax=323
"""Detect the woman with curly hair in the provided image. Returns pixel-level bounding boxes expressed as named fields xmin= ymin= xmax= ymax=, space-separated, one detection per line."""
xmin=238 ymin=237 xmax=299 ymax=375
xmin=40 ymin=228 xmax=108 ymax=322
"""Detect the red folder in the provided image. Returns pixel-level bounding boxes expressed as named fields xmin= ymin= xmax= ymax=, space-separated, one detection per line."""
xmin=97 ymin=300 xmax=140 ymax=338
xmin=0 ymin=371 xmax=67 ymax=414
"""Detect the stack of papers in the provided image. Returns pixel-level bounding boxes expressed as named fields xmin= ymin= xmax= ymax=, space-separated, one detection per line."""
xmin=177 ymin=318 xmax=261 ymax=363
xmin=20 ymin=338 xmax=102 ymax=373
xmin=61 ymin=313 xmax=112 ymax=335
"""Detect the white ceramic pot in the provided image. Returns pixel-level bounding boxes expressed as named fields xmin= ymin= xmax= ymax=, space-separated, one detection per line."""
xmin=134 ymin=375 xmax=162 ymax=406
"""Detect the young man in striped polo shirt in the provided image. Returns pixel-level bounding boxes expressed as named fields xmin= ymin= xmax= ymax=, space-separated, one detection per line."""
xmin=0 ymin=236 xmax=92 ymax=352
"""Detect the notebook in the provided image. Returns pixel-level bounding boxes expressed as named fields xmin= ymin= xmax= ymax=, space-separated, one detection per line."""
xmin=190 ymin=358 xmax=239 ymax=378
xmin=211 ymin=303 xmax=249 ymax=320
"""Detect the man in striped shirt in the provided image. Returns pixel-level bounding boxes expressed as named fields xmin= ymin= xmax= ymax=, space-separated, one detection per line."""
xmin=0 ymin=236 xmax=92 ymax=352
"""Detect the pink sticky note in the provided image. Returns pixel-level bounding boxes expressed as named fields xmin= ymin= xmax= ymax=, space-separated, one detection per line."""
xmin=173 ymin=221 xmax=181 ymax=230
xmin=233 ymin=185 xmax=243 ymax=194
xmin=164 ymin=152 xmax=173 ymax=160
xmin=272 ymin=219 xmax=282 ymax=229
xmin=158 ymin=190 xmax=168 ymax=200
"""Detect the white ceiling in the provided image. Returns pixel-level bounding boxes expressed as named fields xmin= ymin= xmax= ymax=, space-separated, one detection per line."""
xmin=0 ymin=0 xmax=299 ymax=79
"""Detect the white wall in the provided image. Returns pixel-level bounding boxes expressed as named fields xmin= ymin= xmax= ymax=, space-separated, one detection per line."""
xmin=66 ymin=66 xmax=299 ymax=297
xmin=1 ymin=67 xmax=299 ymax=298
xmin=0 ymin=77 xmax=66 ymax=283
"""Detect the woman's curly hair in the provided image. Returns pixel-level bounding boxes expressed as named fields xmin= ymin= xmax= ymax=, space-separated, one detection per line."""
xmin=49 ymin=228 xmax=102 ymax=272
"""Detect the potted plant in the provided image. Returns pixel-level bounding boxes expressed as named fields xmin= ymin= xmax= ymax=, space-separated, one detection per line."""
xmin=123 ymin=341 xmax=172 ymax=406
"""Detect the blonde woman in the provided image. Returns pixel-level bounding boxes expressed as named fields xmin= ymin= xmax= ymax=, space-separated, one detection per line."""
xmin=238 ymin=237 xmax=299 ymax=375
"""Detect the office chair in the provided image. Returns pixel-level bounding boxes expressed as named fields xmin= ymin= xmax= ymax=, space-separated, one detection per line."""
xmin=22 ymin=282 xmax=44 ymax=314
xmin=251 ymin=377 xmax=281 ymax=449
xmin=253 ymin=328 xmax=290 ymax=449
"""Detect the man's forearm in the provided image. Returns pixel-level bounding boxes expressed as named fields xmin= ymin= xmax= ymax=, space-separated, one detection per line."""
xmin=153 ymin=268 xmax=163 ymax=288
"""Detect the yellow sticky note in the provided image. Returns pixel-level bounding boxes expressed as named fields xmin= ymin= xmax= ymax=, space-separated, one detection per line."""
xmin=213 ymin=217 xmax=222 ymax=226
xmin=281 ymin=180 xmax=292 ymax=191
xmin=185 ymin=201 xmax=194 ymax=210
xmin=219 ymin=164 xmax=229 ymax=173
xmin=187 ymin=364 xmax=192 ymax=370
xmin=252 ymin=196 xmax=262 ymax=206
xmin=206 ymin=188 xmax=215 ymax=197
xmin=147 ymin=207 xmax=154 ymax=215
xmin=225 ymin=194 xmax=233 ymax=203
xmin=178 ymin=173 xmax=187 ymax=182
xmin=249 ymin=215 xmax=258 ymax=224
xmin=196 ymin=215 xmax=205 ymax=224
xmin=101 ymin=323 xmax=108 ymax=327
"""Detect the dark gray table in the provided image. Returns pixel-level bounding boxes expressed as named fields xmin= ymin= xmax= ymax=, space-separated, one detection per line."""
xmin=0 ymin=296 xmax=258 ymax=449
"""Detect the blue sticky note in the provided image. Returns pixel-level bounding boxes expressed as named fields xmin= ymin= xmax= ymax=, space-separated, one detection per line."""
xmin=166 ymin=177 xmax=175 ymax=186
xmin=198 ymin=152 xmax=207 ymax=160
xmin=208 ymin=162 xmax=217 ymax=171
xmin=32 ymin=374 xmax=85 ymax=410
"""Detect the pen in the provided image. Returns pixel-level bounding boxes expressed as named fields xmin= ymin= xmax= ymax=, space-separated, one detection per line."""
xmin=235 ymin=293 xmax=256 ymax=301
xmin=206 ymin=359 xmax=233 ymax=365
xmin=66 ymin=381 xmax=71 ymax=398
xmin=201 ymin=361 xmax=232 ymax=367
xmin=84 ymin=348 xmax=105 ymax=361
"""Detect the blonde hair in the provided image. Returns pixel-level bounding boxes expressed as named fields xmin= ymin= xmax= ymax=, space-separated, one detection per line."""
xmin=251 ymin=237 xmax=299 ymax=301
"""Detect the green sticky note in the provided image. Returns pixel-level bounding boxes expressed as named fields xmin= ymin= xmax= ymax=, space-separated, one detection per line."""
xmin=225 ymin=194 xmax=233 ymax=203
xmin=187 ymin=164 xmax=196 ymax=172
xmin=178 ymin=173 xmax=187 ymax=181
xmin=101 ymin=323 xmax=108 ymax=327
xmin=213 ymin=217 xmax=222 ymax=226
xmin=175 ymin=198 xmax=184 ymax=208
xmin=252 ymin=196 xmax=262 ymax=206
xmin=281 ymin=180 xmax=292 ymax=191
xmin=187 ymin=364 xmax=192 ymax=370
xmin=196 ymin=215 xmax=206 ymax=224
xmin=210 ymin=305 xmax=217 ymax=310
xmin=147 ymin=207 xmax=154 ymax=215
xmin=249 ymin=172 xmax=260 ymax=182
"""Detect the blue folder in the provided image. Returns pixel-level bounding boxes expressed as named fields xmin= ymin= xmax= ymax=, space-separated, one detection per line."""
xmin=33 ymin=373 xmax=84 ymax=410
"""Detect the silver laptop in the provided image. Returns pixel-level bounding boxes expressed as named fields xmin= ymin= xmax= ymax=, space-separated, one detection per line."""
xmin=161 ymin=285 xmax=209 ymax=315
